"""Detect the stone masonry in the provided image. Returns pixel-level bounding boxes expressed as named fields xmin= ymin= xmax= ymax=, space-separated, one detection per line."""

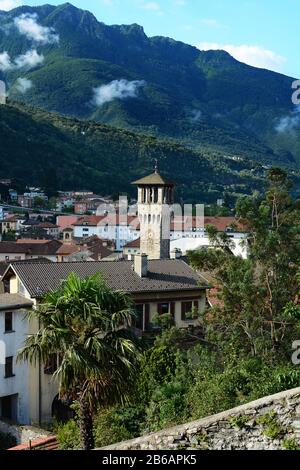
xmin=100 ymin=387 xmax=300 ymax=450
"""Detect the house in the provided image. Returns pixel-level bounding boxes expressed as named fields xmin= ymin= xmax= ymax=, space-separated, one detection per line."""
xmin=0 ymin=216 xmax=26 ymax=235
xmin=56 ymin=215 xmax=79 ymax=232
xmin=0 ymin=255 xmax=208 ymax=424
xmin=170 ymin=216 xmax=248 ymax=258
xmin=0 ymin=240 xmax=62 ymax=262
xmin=35 ymin=222 xmax=59 ymax=239
xmin=73 ymin=214 xmax=139 ymax=251
xmin=0 ymin=294 xmax=34 ymax=423
xmin=123 ymin=238 xmax=141 ymax=259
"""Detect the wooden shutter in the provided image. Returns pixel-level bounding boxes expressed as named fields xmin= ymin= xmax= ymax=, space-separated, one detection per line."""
xmin=194 ymin=300 xmax=199 ymax=311
xmin=157 ymin=303 xmax=162 ymax=315
xmin=144 ymin=304 xmax=150 ymax=331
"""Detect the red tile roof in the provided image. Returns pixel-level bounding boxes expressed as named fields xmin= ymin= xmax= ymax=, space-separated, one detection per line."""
xmin=124 ymin=238 xmax=140 ymax=249
xmin=56 ymin=215 xmax=79 ymax=230
xmin=171 ymin=216 xmax=246 ymax=232
xmin=74 ymin=214 xmax=139 ymax=228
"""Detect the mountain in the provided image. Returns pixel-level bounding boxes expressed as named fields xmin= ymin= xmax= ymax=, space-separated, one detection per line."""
xmin=0 ymin=100 xmax=271 ymax=203
xmin=0 ymin=3 xmax=299 ymax=169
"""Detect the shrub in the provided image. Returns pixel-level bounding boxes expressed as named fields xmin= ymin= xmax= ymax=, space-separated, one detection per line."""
xmin=0 ymin=431 xmax=17 ymax=450
xmin=56 ymin=419 xmax=81 ymax=450
xmin=93 ymin=409 xmax=133 ymax=448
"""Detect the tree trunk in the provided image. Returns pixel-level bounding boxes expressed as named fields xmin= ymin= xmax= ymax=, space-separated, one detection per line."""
xmin=79 ymin=395 xmax=94 ymax=450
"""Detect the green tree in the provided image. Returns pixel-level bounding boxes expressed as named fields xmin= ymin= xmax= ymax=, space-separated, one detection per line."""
xmin=189 ymin=168 xmax=300 ymax=361
xmin=18 ymin=273 xmax=141 ymax=450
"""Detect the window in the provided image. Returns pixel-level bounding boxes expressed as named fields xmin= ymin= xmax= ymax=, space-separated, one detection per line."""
xmin=135 ymin=304 xmax=144 ymax=330
xmin=181 ymin=301 xmax=193 ymax=321
xmin=157 ymin=303 xmax=169 ymax=315
xmin=5 ymin=356 xmax=14 ymax=378
xmin=5 ymin=312 xmax=13 ymax=333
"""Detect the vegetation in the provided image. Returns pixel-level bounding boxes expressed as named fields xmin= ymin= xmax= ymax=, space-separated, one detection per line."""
xmin=0 ymin=101 xmax=271 ymax=204
xmin=0 ymin=431 xmax=17 ymax=450
xmin=18 ymin=169 xmax=300 ymax=449
xmin=257 ymin=412 xmax=283 ymax=439
xmin=1 ymin=3 xmax=300 ymax=169
xmin=2 ymin=4 xmax=300 ymax=203
xmin=56 ymin=168 xmax=300 ymax=449
xmin=18 ymin=273 xmax=141 ymax=450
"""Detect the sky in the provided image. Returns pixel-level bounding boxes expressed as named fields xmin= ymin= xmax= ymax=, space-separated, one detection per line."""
xmin=0 ymin=0 xmax=299 ymax=78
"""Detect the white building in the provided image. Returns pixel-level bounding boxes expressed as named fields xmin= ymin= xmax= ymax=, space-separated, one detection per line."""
xmin=0 ymin=294 xmax=33 ymax=423
xmin=73 ymin=215 xmax=140 ymax=251
xmin=170 ymin=216 xmax=248 ymax=259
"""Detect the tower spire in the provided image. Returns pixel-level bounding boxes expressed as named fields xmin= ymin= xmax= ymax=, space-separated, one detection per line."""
xmin=154 ymin=159 xmax=158 ymax=174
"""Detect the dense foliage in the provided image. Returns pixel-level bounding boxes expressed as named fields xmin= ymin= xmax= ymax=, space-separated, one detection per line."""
xmin=0 ymin=101 xmax=271 ymax=203
xmin=1 ymin=3 xmax=299 ymax=168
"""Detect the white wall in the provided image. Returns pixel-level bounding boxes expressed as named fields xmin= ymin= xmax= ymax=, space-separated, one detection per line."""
xmin=73 ymin=225 xmax=139 ymax=251
xmin=170 ymin=235 xmax=248 ymax=259
xmin=0 ymin=309 xmax=30 ymax=424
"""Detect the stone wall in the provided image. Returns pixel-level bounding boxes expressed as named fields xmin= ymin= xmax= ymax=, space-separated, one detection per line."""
xmin=100 ymin=387 xmax=300 ymax=451
xmin=0 ymin=420 xmax=51 ymax=444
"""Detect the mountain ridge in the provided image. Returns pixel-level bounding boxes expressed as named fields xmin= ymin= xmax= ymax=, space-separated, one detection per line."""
xmin=1 ymin=3 xmax=300 ymax=180
xmin=0 ymin=99 xmax=273 ymax=203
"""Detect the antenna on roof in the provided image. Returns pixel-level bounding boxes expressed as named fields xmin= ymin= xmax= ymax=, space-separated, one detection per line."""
xmin=154 ymin=159 xmax=158 ymax=174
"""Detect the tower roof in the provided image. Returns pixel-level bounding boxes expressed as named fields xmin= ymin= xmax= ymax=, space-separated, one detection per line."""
xmin=132 ymin=171 xmax=174 ymax=186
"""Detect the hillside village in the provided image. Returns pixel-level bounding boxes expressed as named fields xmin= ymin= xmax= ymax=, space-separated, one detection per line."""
xmin=0 ymin=169 xmax=241 ymax=424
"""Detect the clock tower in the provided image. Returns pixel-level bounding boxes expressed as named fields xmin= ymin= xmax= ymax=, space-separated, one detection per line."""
xmin=132 ymin=163 xmax=174 ymax=260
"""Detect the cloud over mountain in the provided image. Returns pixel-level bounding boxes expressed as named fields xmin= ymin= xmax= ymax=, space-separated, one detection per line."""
xmin=93 ymin=79 xmax=146 ymax=106
xmin=14 ymin=13 xmax=59 ymax=44
xmin=0 ymin=49 xmax=44 ymax=71
xmin=15 ymin=77 xmax=33 ymax=93
xmin=198 ymin=43 xmax=286 ymax=72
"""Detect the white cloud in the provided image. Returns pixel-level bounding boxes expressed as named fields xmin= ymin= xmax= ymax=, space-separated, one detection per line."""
xmin=14 ymin=49 xmax=44 ymax=69
xmin=142 ymin=2 xmax=161 ymax=11
xmin=197 ymin=42 xmax=286 ymax=72
xmin=93 ymin=79 xmax=146 ymax=107
xmin=0 ymin=49 xmax=44 ymax=71
xmin=15 ymin=77 xmax=32 ymax=93
xmin=0 ymin=51 xmax=12 ymax=71
xmin=200 ymin=19 xmax=220 ymax=28
xmin=14 ymin=13 xmax=59 ymax=44
xmin=276 ymin=106 xmax=300 ymax=133
xmin=0 ymin=0 xmax=22 ymax=11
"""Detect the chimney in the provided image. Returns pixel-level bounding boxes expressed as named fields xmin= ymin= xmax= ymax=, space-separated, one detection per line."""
xmin=170 ymin=248 xmax=182 ymax=259
xmin=134 ymin=253 xmax=148 ymax=277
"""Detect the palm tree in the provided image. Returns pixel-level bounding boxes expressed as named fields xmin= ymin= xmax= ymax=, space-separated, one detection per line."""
xmin=18 ymin=273 xmax=141 ymax=450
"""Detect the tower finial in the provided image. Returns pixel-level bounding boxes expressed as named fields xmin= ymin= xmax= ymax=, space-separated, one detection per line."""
xmin=154 ymin=159 xmax=158 ymax=173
